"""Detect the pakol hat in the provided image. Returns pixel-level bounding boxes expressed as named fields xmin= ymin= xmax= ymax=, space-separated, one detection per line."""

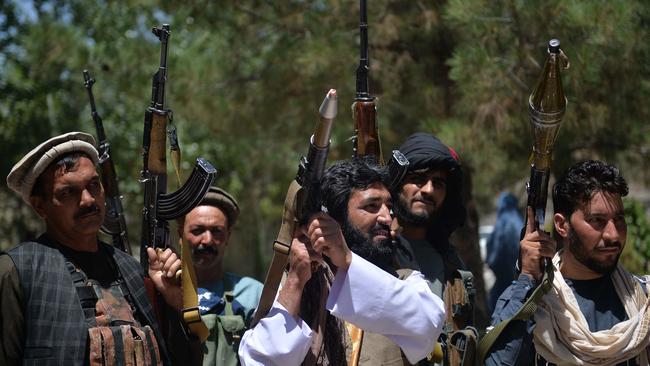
xmin=7 ymin=132 xmax=99 ymax=204
xmin=199 ymin=186 xmax=240 ymax=227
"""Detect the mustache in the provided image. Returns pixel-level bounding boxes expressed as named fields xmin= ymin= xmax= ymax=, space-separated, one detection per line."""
xmin=370 ymin=223 xmax=391 ymax=237
xmin=193 ymin=244 xmax=217 ymax=256
xmin=74 ymin=205 xmax=100 ymax=219
xmin=413 ymin=195 xmax=435 ymax=205
xmin=600 ymin=241 xmax=623 ymax=249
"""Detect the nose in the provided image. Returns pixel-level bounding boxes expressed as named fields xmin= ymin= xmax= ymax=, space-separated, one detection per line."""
xmin=80 ymin=188 xmax=96 ymax=207
xmin=420 ymin=179 xmax=434 ymax=195
xmin=200 ymin=230 xmax=214 ymax=245
xmin=377 ymin=204 xmax=392 ymax=225
xmin=602 ymin=219 xmax=621 ymax=243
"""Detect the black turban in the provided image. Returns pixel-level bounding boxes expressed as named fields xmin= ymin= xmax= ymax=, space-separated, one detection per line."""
xmin=398 ymin=132 xmax=461 ymax=173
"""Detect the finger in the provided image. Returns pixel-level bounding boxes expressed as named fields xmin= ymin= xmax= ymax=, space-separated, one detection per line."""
xmin=309 ymin=211 xmax=329 ymax=222
xmin=159 ymin=248 xmax=174 ymax=262
xmin=147 ymin=247 xmax=159 ymax=268
xmin=526 ymin=206 xmax=536 ymax=234
xmin=163 ymin=253 xmax=179 ymax=274
xmin=539 ymin=242 xmax=557 ymax=258
xmin=166 ymin=259 xmax=182 ymax=278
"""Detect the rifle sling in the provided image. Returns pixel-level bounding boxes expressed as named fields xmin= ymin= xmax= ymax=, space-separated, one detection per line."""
xmin=251 ymin=180 xmax=302 ymax=327
xmin=477 ymin=263 xmax=554 ymax=363
xmin=180 ymin=237 xmax=210 ymax=342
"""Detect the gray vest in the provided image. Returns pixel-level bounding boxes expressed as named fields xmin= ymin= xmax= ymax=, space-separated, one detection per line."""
xmin=7 ymin=238 xmax=171 ymax=366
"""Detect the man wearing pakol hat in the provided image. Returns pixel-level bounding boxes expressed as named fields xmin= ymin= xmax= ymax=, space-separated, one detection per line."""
xmin=486 ymin=160 xmax=650 ymax=366
xmin=178 ymin=186 xmax=262 ymax=366
xmin=0 ymin=132 xmax=196 ymax=366
xmin=390 ymin=132 xmax=477 ymax=365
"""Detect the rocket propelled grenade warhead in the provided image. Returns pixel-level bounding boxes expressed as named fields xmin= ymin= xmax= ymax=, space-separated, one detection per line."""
xmin=527 ymin=39 xmax=569 ymax=226
xmin=529 ymin=39 xmax=570 ymax=171
xmin=314 ymin=89 xmax=337 ymax=149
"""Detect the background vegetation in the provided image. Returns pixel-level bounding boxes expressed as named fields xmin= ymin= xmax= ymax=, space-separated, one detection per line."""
xmin=1 ymin=0 xmax=649 ymax=318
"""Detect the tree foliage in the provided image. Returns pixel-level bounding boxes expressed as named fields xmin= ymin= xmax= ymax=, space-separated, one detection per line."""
xmin=1 ymin=0 xmax=648 ymax=278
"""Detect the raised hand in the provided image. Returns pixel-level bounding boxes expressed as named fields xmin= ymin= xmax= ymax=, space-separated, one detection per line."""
xmin=520 ymin=207 xmax=557 ymax=281
xmin=147 ymin=247 xmax=182 ymax=311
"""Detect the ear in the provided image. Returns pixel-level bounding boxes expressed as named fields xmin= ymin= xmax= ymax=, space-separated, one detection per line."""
xmin=554 ymin=213 xmax=570 ymax=239
xmin=29 ymin=196 xmax=47 ymax=219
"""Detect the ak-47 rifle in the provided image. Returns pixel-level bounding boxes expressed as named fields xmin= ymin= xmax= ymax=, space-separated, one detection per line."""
xmin=83 ymin=70 xmax=131 ymax=254
xmin=347 ymin=4 xmax=408 ymax=364
xmin=251 ymin=89 xmax=338 ymax=328
xmin=140 ymin=24 xmax=216 ymax=340
xmin=352 ymin=0 xmax=382 ymax=163
xmin=477 ymin=39 xmax=570 ymax=363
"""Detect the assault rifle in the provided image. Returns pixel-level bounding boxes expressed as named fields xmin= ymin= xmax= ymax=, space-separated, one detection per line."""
xmin=477 ymin=39 xmax=569 ymax=363
xmin=352 ymin=0 xmax=382 ymax=163
xmin=83 ymin=70 xmax=131 ymax=254
xmin=251 ymin=89 xmax=338 ymax=327
xmin=140 ymin=24 xmax=216 ymax=339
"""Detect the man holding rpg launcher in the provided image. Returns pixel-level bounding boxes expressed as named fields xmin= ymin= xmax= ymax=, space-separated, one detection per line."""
xmin=239 ymin=157 xmax=445 ymax=365
xmin=485 ymin=160 xmax=650 ymax=365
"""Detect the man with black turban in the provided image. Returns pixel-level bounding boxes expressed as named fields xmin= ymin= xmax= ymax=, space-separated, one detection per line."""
xmin=390 ymin=132 xmax=477 ymax=365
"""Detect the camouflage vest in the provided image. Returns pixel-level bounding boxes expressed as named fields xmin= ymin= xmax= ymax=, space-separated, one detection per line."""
xmin=201 ymin=277 xmax=246 ymax=366
xmin=394 ymin=236 xmax=477 ymax=366
xmin=7 ymin=239 xmax=171 ymax=366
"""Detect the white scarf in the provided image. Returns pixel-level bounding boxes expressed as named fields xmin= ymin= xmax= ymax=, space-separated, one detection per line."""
xmin=532 ymin=250 xmax=650 ymax=365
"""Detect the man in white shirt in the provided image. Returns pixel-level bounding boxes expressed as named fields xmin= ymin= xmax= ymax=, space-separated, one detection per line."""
xmin=239 ymin=157 xmax=445 ymax=366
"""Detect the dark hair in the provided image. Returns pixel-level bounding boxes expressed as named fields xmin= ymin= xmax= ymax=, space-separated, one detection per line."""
xmin=320 ymin=156 xmax=390 ymax=224
xmin=552 ymin=160 xmax=629 ymax=217
xmin=31 ymin=152 xmax=91 ymax=198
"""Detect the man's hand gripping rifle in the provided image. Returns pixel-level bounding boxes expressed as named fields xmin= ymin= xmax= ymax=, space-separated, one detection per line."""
xmin=251 ymin=89 xmax=338 ymax=327
xmin=140 ymin=24 xmax=216 ymax=341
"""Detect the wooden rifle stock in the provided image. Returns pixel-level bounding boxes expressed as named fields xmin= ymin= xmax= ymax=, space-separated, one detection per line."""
xmin=140 ymin=24 xmax=215 ymax=342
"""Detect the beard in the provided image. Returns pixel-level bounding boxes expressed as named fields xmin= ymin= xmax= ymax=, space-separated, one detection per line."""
xmin=341 ymin=218 xmax=395 ymax=273
xmin=567 ymin=227 xmax=621 ymax=275
xmin=393 ymin=192 xmax=439 ymax=226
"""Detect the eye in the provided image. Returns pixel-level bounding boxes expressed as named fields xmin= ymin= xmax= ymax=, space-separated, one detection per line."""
xmin=88 ymin=180 xmax=102 ymax=193
xmin=406 ymin=174 xmax=427 ymax=187
xmin=431 ymin=178 xmax=446 ymax=190
xmin=587 ymin=217 xmax=607 ymax=230
xmin=56 ymin=187 xmax=73 ymax=200
xmin=614 ymin=215 xmax=627 ymax=229
xmin=363 ymin=203 xmax=381 ymax=213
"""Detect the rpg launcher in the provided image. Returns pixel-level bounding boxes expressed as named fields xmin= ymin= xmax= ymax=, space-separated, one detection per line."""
xmin=526 ymin=39 xmax=570 ymax=235
xmin=477 ymin=39 xmax=570 ymax=363
xmin=251 ymin=89 xmax=338 ymax=328
xmin=83 ymin=70 xmax=131 ymax=254
xmin=140 ymin=24 xmax=216 ymax=341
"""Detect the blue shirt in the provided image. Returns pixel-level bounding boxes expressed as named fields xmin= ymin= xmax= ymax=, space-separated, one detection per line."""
xmin=198 ymin=272 xmax=263 ymax=324
xmin=485 ymin=274 xmax=637 ymax=366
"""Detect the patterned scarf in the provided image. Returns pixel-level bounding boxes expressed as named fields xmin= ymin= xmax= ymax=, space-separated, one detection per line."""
xmin=533 ymin=250 xmax=650 ymax=365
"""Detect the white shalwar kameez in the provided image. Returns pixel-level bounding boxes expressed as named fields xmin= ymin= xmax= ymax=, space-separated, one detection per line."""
xmin=238 ymin=253 xmax=445 ymax=366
